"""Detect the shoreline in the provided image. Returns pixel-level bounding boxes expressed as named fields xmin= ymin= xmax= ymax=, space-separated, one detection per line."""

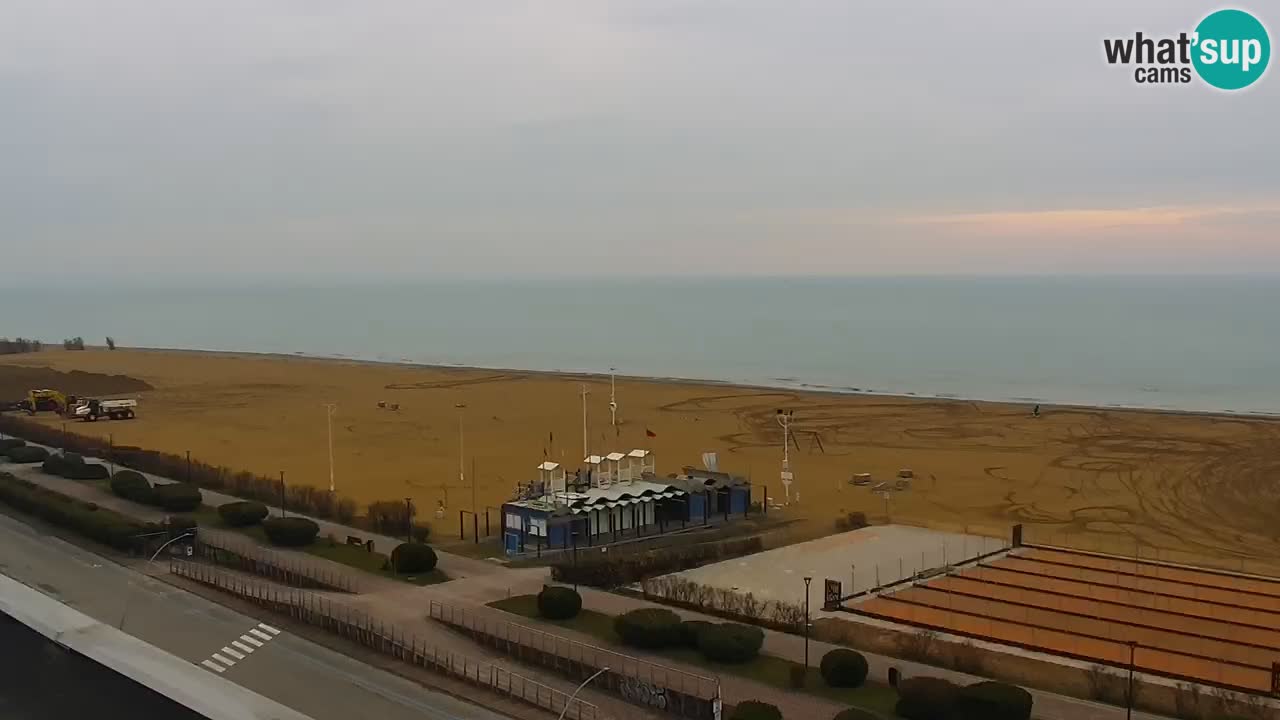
xmin=121 ymin=344 xmax=1280 ymax=422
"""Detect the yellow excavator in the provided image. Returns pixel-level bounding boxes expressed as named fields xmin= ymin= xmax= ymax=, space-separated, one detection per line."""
xmin=20 ymin=389 xmax=73 ymax=416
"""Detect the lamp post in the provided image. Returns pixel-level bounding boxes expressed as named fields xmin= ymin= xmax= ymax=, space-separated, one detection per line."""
xmin=580 ymin=384 xmax=590 ymax=458
xmin=609 ymin=368 xmax=617 ymax=430
xmin=279 ymin=471 xmax=286 ymax=518
xmin=119 ymin=531 xmax=194 ymax=631
xmin=1127 ymin=641 xmax=1138 ymax=720
xmin=558 ymin=667 xmax=609 ymax=720
xmin=324 ymin=403 xmax=337 ymax=493
xmin=455 ymin=402 xmax=469 ymax=512
xmin=803 ymin=576 xmax=813 ymax=672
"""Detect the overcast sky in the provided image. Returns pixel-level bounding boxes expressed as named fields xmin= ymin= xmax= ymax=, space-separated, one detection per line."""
xmin=1 ymin=0 xmax=1276 ymax=283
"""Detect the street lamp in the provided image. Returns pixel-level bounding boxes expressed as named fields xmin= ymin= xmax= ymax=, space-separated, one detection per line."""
xmin=1127 ymin=641 xmax=1138 ymax=720
xmin=324 ymin=403 xmax=337 ymax=493
xmin=558 ymin=667 xmax=609 ymax=720
xmin=455 ymin=403 xmax=470 ymax=512
xmin=803 ymin=576 xmax=813 ymax=672
xmin=118 ymin=531 xmax=194 ymax=631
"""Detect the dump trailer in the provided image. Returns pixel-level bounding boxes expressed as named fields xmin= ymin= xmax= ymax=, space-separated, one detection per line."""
xmin=72 ymin=398 xmax=137 ymax=421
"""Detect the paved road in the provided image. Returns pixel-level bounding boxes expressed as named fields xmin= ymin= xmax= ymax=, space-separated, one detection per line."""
xmin=0 ymin=509 xmax=510 ymax=720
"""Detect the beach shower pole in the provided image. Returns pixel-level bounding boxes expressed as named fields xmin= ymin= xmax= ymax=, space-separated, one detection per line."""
xmin=455 ymin=402 xmax=466 ymax=508
xmin=324 ymin=403 xmax=337 ymax=493
xmin=609 ymin=368 xmax=617 ymax=430
xmin=580 ymin=385 xmax=590 ymax=458
xmin=803 ymin=576 xmax=812 ymax=672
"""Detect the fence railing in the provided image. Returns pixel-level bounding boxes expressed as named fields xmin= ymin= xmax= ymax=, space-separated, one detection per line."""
xmin=430 ymin=600 xmax=720 ymax=719
xmin=193 ymin=532 xmax=356 ymax=592
xmin=1021 ymin=525 xmax=1280 ymax=579
xmin=169 ymin=560 xmax=599 ymax=720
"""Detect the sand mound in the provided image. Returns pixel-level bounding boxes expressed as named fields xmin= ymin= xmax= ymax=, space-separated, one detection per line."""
xmin=0 ymin=365 xmax=152 ymax=402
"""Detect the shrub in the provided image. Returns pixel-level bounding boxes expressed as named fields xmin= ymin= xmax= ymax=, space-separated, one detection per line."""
xmin=0 ymin=472 xmax=149 ymax=550
xmin=614 ymin=608 xmax=683 ymax=649
xmin=336 ymin=498 xmax=357 ymax=523
xmin=832 ymin=709 xmax=878 ymax=720
xmin=111 ymin=470 xmax=154 ymax=504
xmin=263 ymin=516 xmax=320 ymax=547
xmin=697 ymin=623 xmax=765 ymax=663
xmin=4 ymin=446 xmax=49 ymax=463
xmin=42 ymin=455 xmax=73 ymax=476
xmin=391 ymin=542 xmax=438 ymax=573
xmin=0 ymin=438 xmax=26 ymax=452
xmin=895 ymin=677 xmax=960 ymax=720
xmin=411 ymin=523 xmax=431 ymax=543
xmin=218 ymin=500 xmax=269 ymax=527
xmin=536 ymin=585 xmax=582 ymax=620
xmin=43 ymin=454 xmax=109 ymax=480
xmin=956 ymin=681 xmax=1033 ymax=720
xmin=553 ymin=535 xmax=765 ymax=587
xmin=679 ymin=620 xmax=715 ymax=648
xmin=151 ymin=483 xmax=202 ymax=512
xmin=67 ymin=462 xmax=110 ymax=481
xmin=820 ymin=649 xmax=869 ymax=688
xmin=728 ymin=700 xmax=782 ymax=720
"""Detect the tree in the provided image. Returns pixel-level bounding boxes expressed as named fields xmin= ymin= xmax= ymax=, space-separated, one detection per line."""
xmin=105 ymin=336 xmax=116 ymax=350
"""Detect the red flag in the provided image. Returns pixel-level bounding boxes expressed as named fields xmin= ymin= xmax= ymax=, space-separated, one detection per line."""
xmin=645 ymin=428 xmax=657 ymax=438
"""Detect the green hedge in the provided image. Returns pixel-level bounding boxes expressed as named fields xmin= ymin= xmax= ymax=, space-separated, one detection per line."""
xmin=263 ymin=516 xmax=320 ymax=547
xmin=820 ymin=649 xmax=869 ymax=688
xmin=896 ymin=677 xmax=960 ymax=720
xmin=697 ymin=623 xmax=765 ymax=664
xmin=728 ymin=700 xmax=782 ymax=720
xmin=218 ymin=500 xmax=269 ymax=527
xmin=680 ymin=620 xmax=715 ymax=648
xmin=391 ymin=542 xmax=438 ymax=573
xmin=831 ymin=709 xmax=878 ymax=720
xmin=110 ymin=470 xmax=154 ymax=504
xmin=0 ymin=438 xmax=25 ymax=452
xmin=957 ymin=681 xmax=1033 ymax=720
xmin=536 ymin=585 xmax=582 ymax=620
xmin=151 ymin=483 xmax=202 ymax=512
xmin=4 ymin=446 xmax=49 ymax=463
xmin=41 ymin=453 xmax=109 ymax=481
xmin=614 ymin=608 xmax=683 ymax=649
xmin=0 ymin=472 xmax=150 ymax=550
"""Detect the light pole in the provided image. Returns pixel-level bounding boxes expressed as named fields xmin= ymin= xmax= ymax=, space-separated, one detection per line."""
xmin=1127 ymin=641 xmax=1137 ymax=720
xmin=455 ymin=402 xmax=467 ymax=504
xmin=803 ymin=576 xmax=812 ymax=673
xmin=324 ymin=403 xmax=337 ymax=493
xmin=558 ymin=667 xmax=609 ymax=720
xmin=580 ymin=384 xmax=590 ymax=458
xmin=777 ymin=410 xmax=794 ymax=504
xmin=119 ymin=531 xmax=194 ymax=630
xmin=609 ymin=368 xmax=617 ymax=431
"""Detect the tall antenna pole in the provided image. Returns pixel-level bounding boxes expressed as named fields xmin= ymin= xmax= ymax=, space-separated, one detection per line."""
xmin=581 ymin=384 xmax=590 ymax=458
xmin=324 ymin=403 xmax=337 ymax=493
xmin=777 ymin=409 xmax=794 ymax=504
xmin=609 ymin=368 xmax=617 ymax=430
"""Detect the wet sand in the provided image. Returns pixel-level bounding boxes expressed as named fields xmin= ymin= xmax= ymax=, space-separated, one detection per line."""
xmin=2 ymin=348 xmax=1278 ymax=572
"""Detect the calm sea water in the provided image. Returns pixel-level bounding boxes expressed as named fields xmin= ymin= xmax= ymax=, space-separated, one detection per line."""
xmin=3 ymin=277 xmax=1278 ymax=415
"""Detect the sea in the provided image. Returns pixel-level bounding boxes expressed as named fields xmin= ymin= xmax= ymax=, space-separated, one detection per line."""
xmin=3 ymin=276 xmax=1279 ymax=416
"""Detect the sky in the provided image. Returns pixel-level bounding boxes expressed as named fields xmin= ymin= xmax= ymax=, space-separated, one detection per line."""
xmin=1 ymin=0 xmax=1277 ymax=283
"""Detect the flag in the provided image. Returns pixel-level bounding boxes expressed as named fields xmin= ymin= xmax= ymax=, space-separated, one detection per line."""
xmin=646 ymin=428 xmax=657 ymax=438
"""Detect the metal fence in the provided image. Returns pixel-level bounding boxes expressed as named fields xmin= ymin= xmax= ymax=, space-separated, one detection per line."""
xmin=430 ymin=600 xmax=721 ymax=719
xmin=169 ymin=560 xmax=599 ymax=720
xmin=194 ymin=532 xmax=356 ymax=592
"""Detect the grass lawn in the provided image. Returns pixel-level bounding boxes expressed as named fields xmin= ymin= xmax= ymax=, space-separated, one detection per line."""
xmin=187 ymin=504 xmax=448 ymax=586
xmin=486 ymin=594 xmax=898 ymax=717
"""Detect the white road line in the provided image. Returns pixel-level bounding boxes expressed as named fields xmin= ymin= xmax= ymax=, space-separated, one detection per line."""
xmin=249 ymin=628 xmax=273 ymax=641
xmin=221 ymin=646 xmax=245 ymax=660
xmin=258 ymin=622 xmax=281 ymax=635
xmin=200 ymin=659 xmax=225 ymax=673
xmin=240 ymin=634 xmax=264 ymax=647
xmin=210 ymin=653 xmax=235 ymax=667
xmin=232 ymin=640 xmax=254 ymax=654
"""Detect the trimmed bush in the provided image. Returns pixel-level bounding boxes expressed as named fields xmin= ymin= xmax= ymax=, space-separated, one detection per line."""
xmin=42 ymin=455 xmax=73 ymax=476
xmin=4 ymin=445 xmax=49 ymax=463
xmin=696 ymin=623 xmax=765 ymax=664
xmin=0 ymin=438 xmax=25 ymax=452
xmin=831 ymin=709 xmax=878 ymax=720
xmin=679 ymin=620 xmax=715 ymax=648
xmin=151 ymin=483 xmax=202 ymax=512
xmin=728 ymin=700 xmax=782 ymax=720
xmin=820 ymin=648 xmax=869 ymax=688
xmin=956 ymin=681 xmax=1033 ymax=720
xmin=262 ymin=516 xmax=320 ymax=547
xmin=895 ymin=676 xmax=960 ymax=720
xmin=43 ymin=453 xmax=109 ymax=480
xmin=111 ymin=470 xmax=154 ymax=504
xmin=218 ymin=500 xmax=269 ymax=527
xmin=391 ymin=542 xmax=438 ymax=573
xmin=536 ymin=585 xmax=582 ymax=620
xmin=0 ymin=472 xmax=149 ymax=550
xmin=614 ymin=608 xmax=683 ymax=649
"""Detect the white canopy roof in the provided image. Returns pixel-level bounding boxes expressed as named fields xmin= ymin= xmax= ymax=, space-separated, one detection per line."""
xmin=605 ymin=452 xmax=626 ymax=461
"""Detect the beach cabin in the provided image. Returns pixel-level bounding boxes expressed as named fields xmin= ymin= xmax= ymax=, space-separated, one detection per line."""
xmin=602 ymin=452 xmax=626 ymax=487
xmin=674 ymin=467 xmax=752 ymax=522
xmin=627 ymin=448 xmax=655 ymax=479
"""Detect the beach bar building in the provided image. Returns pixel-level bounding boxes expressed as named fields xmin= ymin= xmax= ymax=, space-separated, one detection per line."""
xmin=501 ymin=451 xmax=754 ymax=556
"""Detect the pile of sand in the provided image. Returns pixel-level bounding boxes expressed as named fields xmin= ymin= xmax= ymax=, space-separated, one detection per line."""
xmin=0 ymin=364 xmax=153 ymax=402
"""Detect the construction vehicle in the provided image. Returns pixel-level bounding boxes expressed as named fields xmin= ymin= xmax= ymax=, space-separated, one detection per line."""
xmin=71 ymin=397 xmax=137 ymax=421
xmin=20 ymin=389 xmax=72 ymax=415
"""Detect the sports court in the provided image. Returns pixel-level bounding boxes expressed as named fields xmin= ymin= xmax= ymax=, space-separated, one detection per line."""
xmin=852 ymin=545 xmax=1280 ymax=693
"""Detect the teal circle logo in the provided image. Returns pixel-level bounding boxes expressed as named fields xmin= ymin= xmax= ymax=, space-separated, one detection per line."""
xmin=1192 ymin=9 xmax=1270 ymax=90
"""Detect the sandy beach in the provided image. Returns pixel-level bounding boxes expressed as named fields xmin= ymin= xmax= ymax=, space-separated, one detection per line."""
xmin=2 ymin=348 xmax=1278 ymax=571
